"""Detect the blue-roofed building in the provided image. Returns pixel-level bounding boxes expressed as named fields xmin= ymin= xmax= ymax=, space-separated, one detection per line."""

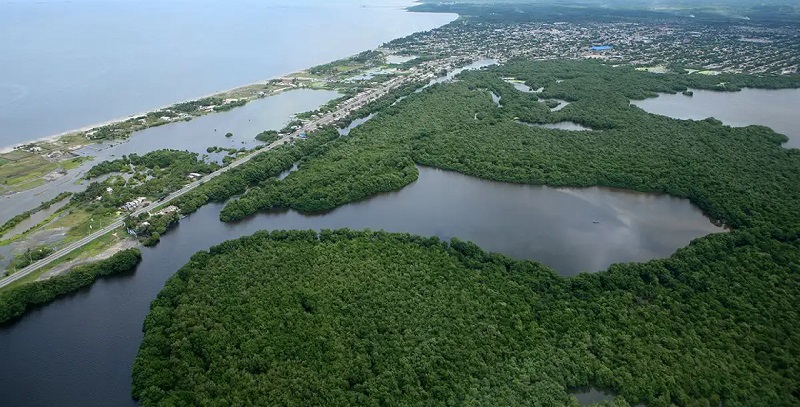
xmin=590 ymin=45 xmax=613 ymax=51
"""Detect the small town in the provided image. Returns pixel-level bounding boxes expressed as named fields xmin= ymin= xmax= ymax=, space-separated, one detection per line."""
xmin=385 ymin=18 xmax=800 ymax=75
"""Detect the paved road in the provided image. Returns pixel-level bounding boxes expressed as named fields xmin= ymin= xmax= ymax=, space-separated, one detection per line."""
xmin=0 ymin=61 xmax=454 ymax=289
xmin=0 ymin=135 xmax=288 ymax=289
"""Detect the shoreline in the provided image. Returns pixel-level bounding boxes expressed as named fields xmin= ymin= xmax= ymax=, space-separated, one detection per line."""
xmin=0 ymin=74 xmax=293 ymax=154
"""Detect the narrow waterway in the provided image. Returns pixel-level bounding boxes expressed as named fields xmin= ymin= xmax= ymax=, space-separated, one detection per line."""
xmin=0 ymin=164 xmax=723 ymax=406
xmin=517 ymin=121 xmax=593 ymax=131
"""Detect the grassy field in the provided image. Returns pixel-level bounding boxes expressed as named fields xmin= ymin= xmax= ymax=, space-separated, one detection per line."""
xmin=61 ymin=156 xmax=93 ymax=170
xmin=46 ymin=209 xmax=118 ymax=242
xmin=0 ymin=152 xmax=57 ymax=187
xmin=0 ymin=201 xmax=73 ymax=246
xmin=5 ymin=178 xmax=48 ymax=194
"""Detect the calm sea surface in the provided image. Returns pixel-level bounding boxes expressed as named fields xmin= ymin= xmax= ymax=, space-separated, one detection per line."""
xmin=0 ymin=0 xmax=456 ymax=146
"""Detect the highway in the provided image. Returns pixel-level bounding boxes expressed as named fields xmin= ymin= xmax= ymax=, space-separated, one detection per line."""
xmin=0 ymin=59 xmax=458 ymax=289
xmin=0 ymin=134 xmax=292 ymax=289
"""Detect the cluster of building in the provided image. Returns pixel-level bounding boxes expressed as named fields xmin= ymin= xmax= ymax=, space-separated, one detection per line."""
xmin=121 ymin=197 xmax=148 ymax=212
xmin=386 ymin=19 xmax=800 ymax=75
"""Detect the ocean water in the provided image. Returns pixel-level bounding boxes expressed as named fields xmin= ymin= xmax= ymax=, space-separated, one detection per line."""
xmin=0 ymin=0 xmax=456 ymax=146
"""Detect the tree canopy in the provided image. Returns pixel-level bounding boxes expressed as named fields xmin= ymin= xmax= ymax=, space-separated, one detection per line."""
xmin=133 ymin=60 xmax=800 ymax=406
xmin=221 ymin=61 xmax=800 ymax=232
xmin=132 ymin=229 xmax=800 ymax=406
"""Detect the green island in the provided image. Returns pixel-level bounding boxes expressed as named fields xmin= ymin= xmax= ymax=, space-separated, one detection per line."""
xmin=132 ymin=228 xmax=798 ymax=406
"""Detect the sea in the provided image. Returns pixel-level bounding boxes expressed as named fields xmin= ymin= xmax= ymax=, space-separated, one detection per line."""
xmin=0 ymin=0 xmax=456 ymax=147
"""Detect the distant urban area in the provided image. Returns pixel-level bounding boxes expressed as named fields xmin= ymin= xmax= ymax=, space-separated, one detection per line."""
xmin=387 ymin=14 xmax=799 ymax=75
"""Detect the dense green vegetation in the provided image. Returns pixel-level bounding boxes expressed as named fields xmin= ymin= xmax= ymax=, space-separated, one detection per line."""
xmin=308 ymin=50 xmax=384 ymax=76
xmin=132 ymin=229 xmax=800 ymax=406
xmin=172 ymin=97 xmax=224 ymax=114
xmin=133 ymin=60 xmax=800 ymax=405
xmin=254 ymin=130 xmax=280 ymax=143
xmin=221 ymin=60 xmax=800 ymax=231
xmin=76 ymin=149 xmax=218 ymax=207
xmin=125 ymin=211 xmax=181 ymax=247
xmin=0 ymin=248 xmax=141 ymax=324
xmin=214 ymin=100 xmax=246 ymax=112
xmin=8 ymin=245 xmax=55 ymax=271
xmin=205 ymin=146 xmax=239 ymax=155
xmin=171 ymin=128 xmax=342 ymax=215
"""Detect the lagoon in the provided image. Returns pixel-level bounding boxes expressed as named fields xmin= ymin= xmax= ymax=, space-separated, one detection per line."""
xmin=0 ymin=89 xmax=341 ymax=224
xmin=0 ymin=164 xmax=723 ymax=406
xmin=632 ymin=88 xmax=800 ymax=148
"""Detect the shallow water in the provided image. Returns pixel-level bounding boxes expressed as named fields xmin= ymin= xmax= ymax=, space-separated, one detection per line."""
xmin=0 ymin=89 xmax=340 ymax=224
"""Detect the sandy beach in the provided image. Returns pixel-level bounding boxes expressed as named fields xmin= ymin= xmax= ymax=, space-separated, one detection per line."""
xmin=0 ymin=78 xmax=281 ymax=154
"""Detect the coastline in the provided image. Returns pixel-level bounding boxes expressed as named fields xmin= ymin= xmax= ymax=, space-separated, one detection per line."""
xmin=0 ymin=78 xmax=282 ymax=154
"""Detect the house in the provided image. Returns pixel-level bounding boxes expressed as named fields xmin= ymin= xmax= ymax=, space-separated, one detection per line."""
xmin=155 ymin=206 xmax=179 ymax=216
xmin=122 ymin=197 xmax=147 ymax=212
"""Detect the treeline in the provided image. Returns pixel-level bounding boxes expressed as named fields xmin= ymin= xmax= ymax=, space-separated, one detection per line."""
xmin=220 ymin=81 xmax=432 ymax=220
xmin=132 ymin=228 xmax=800 ymax=406
xmin=254 ymin=130 xmax=280 ymax=143
xmin=308 ymin=50 xmax=384 ymax=76
xmin=7 ymin=245 xmax=54 ymax=272
xmin=125 ymin=211 xmax=180 ymax=247
xmin=172 ymin=128 xmax=342 ymax=215
xmin=0 ymin=248 xmax=141 ymax=324
xmin=176 ymin=80 xmax=428 ymax=220
xmin=219 ymin=60 xmax=800 ymax=232
xmin=213 ymin=99 xmax=246 ymax=112
xmin=172 ymin=97 xmax=224 ymax=114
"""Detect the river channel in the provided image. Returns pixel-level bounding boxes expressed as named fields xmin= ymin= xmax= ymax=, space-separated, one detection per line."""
xmin=632 ymin=88 xmax=800 ymax=148
xmin=0 ymin=158 xmax=723 ymax=405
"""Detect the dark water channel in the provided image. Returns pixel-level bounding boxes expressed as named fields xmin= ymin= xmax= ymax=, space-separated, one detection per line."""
xmin=0 ymin=164 xmax=722 ymax=406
